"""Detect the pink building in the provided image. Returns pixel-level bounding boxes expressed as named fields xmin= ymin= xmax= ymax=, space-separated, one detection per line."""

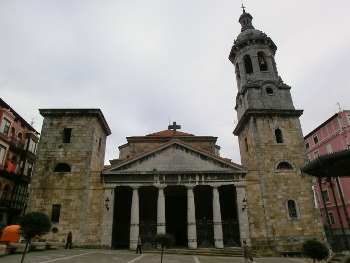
xmin=304 ymin=110 xmax=350 ymax=249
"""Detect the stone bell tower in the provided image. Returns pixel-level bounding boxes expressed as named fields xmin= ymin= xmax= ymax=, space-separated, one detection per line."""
xmin=229 ymin=9 xmax=325 ymax=254
xmin=27 ymin=109 xmax=111 ymax=246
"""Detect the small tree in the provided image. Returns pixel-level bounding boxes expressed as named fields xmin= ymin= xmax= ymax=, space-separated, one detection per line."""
xmin=19 ymin=212 xmax=51 ymax=263
xmin=153 ymin=233 xmax=175 ymax=263
xmin=302 ymin=239 xmax=329 ymax=263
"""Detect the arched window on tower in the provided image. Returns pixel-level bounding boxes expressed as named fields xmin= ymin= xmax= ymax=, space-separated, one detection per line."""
xmin=257 ymin=52 xmax=268 ymax=71
xmin=243 ymin=55 xmax=253 ymax=74
xmin=275 ymin=128 xmax=284 ymax=143
xmin=54 ymin=163 xmax=71 ymax=173
xmin=235 ymin=62 xmax=241 ymax=82
xmin=276 ymin=161 xmax=294 ymax=171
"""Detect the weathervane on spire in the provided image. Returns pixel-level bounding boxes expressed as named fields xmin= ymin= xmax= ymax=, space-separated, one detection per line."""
xmin=241 ymin=0 xmax=246 ymax=13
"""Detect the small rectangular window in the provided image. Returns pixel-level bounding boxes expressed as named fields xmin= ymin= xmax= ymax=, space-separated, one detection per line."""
xmin=328 ymin=212 xmax=335 ymax=224
xmin=326 ymin=144 xmax=333 ymax=154
xmin=314 ymin=150 xmax=319 ymax=159
xmin=98 ymin=138 xmax=102 ymax=151
xmin=313 ymin=134 xmax=318 ymax=144
xmin=0 ymin=145 xmax=6 ymax=166
xmin=322 ymin=190 xmax=330 ymax=201
xmin=51 ymin=204 xmax=61 ymax=222
xmin=0 ymin=118 xmax=11 ymax=136
xmin=244 ymin=137 xmax=248 ymax=152
xmin=63 ymin=128 xmax=72 ymax=143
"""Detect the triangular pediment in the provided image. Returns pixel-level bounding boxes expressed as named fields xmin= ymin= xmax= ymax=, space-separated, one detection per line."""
xmin=103 ymin=140 xmax=245 ymax=174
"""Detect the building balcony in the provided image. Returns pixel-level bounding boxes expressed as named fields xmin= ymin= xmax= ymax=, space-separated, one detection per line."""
xmin=0 ymin=197 xmax=26 ymax=211
xmin=0 ymin=132 xmax=25 ymax=150
xmin=0 ymin=168 xmax=31 ymax=183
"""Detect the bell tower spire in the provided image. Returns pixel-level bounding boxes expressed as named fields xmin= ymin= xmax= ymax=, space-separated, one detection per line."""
xmin=228 ymin=8 xmax=325 ymax=254
xmin=239 ymin=6 xmax=255 ymax=32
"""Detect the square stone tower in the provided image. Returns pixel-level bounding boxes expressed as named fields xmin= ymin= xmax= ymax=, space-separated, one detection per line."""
xmin=27 ymin=109 xmax=111 ymax=246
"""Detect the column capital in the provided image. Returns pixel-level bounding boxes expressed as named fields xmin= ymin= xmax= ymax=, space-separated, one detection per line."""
xmin=185 ymin=184 xmax=196 ymax=189
xmin=155 ymin=184 xmax=167 ymax=189
xmin=130 ymin=185 xmax=141 ymax=189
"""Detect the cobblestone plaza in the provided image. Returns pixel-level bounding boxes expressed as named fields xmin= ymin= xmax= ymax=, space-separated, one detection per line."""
xmin=3 ymin=249 xmax=314 ymax=263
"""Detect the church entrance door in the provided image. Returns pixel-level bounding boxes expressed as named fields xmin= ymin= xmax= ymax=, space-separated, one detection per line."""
xmin=219 ymin=185 xmax=240 ymax=247
xmin=139 ymin=186 xmax=157 ymax=249
xmin=112 ymin=186 xmax=132 ymax=248
xmin=165 ymin=186 xmax=187 ymax=246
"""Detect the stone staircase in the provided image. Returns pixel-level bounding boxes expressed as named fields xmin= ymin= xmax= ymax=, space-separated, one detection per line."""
xmin=328 ymin=253 xmax=350 ymax=263
xmin=143 ymin=247 xmax=244 ymax=257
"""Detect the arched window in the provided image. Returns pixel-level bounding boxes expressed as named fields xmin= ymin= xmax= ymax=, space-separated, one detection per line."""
xmin=276 ymin=161 xmax=293 ymax=171
xmin=275 ymin=128 xmax=284 ymax=143
xmin=235 ymin=62 xmax=241 ymax=81
xmin=286 ymin=198 xmax=300 ymax=220
xmin=243 ymin=55 xmax=253 ymax=74
xmin=257 ymin=52 xmax=268 ymax=71
xmin=54 ymin=163 xmax=71 ymax=173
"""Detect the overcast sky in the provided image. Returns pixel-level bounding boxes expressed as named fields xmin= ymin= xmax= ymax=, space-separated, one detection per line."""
xmin=1 ymin=0 xmax=350 ymax=165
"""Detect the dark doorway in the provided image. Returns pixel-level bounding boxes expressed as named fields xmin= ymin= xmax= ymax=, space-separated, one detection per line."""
xmin=139 ymin=186 xmax=157 ymax=249
xmin=194 ymin=185 xmax=214 ymax=247
xmin=165 ymin=186 xmax=187 ymax=246
xmin=112 ymin=186 xmax=132 ymax=248
xmin=219 ymin=185 xmax=240 ymax=247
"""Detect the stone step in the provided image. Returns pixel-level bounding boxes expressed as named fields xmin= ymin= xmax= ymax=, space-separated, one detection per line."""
xmin=143 ymin=247 xmax=244 ymax=257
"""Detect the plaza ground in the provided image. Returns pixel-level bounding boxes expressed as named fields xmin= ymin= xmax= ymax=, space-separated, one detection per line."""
xmin=2 ymin=248 xmax=319 ymax=263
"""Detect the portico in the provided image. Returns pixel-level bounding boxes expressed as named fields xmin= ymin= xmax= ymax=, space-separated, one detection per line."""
xmin=101 ymin=139 xmax=249 ymax=250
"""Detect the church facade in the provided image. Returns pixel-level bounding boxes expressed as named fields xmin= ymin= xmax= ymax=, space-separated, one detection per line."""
xmin=27 ymin=10 xmax=325 ymax=254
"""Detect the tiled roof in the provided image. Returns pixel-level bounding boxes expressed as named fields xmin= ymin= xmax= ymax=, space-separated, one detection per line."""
xmin=146 ymin=130 xmax=194 ymax=137
xmin=103 ymin=139 xmax=245 ymax=171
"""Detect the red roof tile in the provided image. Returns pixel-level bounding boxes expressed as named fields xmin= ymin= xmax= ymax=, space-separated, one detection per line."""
xmin=146 ymin=130 xmax=194 ymax=137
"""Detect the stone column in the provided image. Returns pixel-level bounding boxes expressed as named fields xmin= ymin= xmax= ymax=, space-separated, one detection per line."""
xmin=212 ymin=186 xmax=224 ymax=248
xmin=101 ymin=187 xmax=115 ymax=248
xmin=186 ymin=185 xmax=197 ymax=249
xmin=236 ymin=184 xmax=251 ymax=245
xmin=129 ymin=186 xmax=140 ymax=250
xmin=157 ymin=186 xmax=166 ymax=234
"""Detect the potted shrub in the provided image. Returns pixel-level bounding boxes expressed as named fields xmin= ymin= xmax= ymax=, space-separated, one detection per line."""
xmin=46 ymin=227 xmax=60 ymax=249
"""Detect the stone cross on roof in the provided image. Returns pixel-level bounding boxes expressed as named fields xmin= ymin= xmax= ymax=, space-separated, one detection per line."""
xmin=168 ymin=121 xmax=181 ymax=137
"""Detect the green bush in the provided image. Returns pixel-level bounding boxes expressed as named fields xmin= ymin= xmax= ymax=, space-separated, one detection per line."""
xmin=19 ymin=212 xmax=51 ymax=263
xmin=302 ymin=239 xmax=329 ymax=263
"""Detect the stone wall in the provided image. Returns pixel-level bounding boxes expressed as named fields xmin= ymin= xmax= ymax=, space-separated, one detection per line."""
xmin=238 ymin=115 xmax=325 ymax=253
xmin=27 ymin=112 xmax=108 ymax=247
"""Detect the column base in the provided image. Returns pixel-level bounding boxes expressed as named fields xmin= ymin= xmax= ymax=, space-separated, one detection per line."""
xmin=187 ymin=240 xmax=197 ymax=249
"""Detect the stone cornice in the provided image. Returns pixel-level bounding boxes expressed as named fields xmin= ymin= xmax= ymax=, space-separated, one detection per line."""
xmin=233 ymin=109 xmax=304 ymax=136
xmin=39 ymin=108 xmax=111 ymax=136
